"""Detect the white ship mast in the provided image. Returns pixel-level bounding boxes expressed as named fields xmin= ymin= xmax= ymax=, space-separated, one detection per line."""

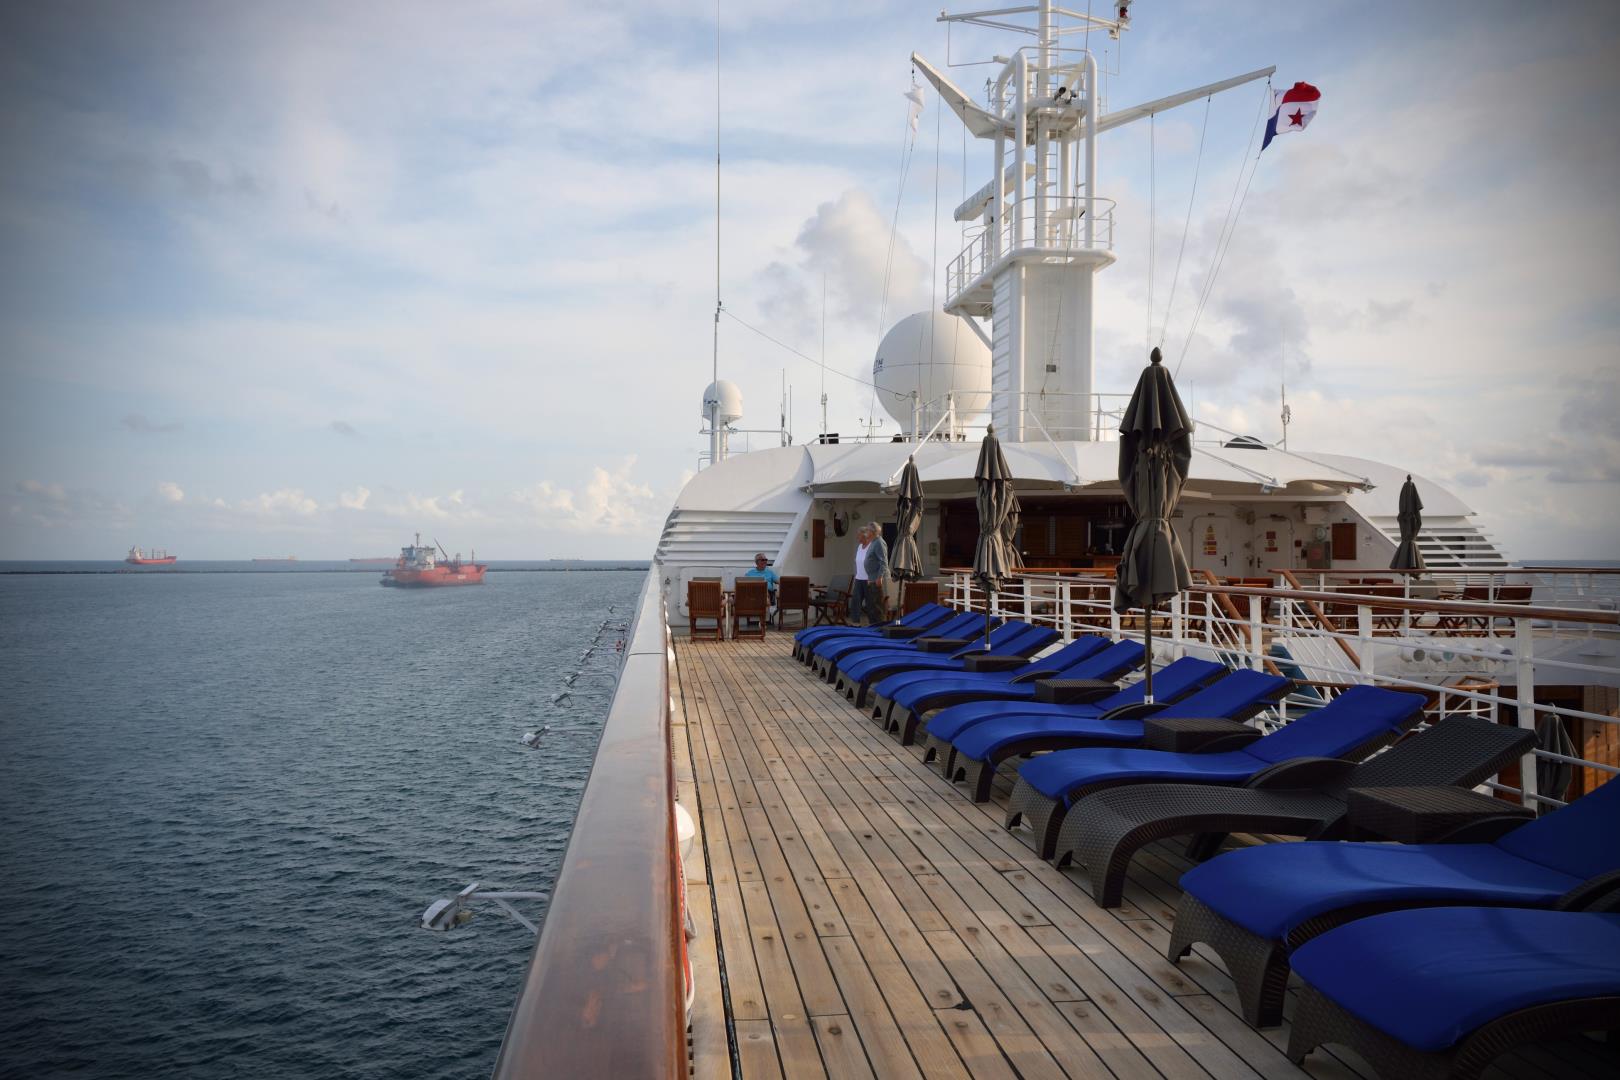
xmin=917 ymin=0 xmax=1272 ymax=442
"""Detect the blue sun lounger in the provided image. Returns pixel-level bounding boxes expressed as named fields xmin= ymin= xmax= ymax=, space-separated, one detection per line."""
xmin=922 ymin=650 xmax=1220 ymax=763
xmin=833 ymin=622 xmax=1060 ymax=707
xmin=1005 ymin=684 xmax=1425 ymax=862
xmin=869 ymin=634 xmax=1115 ymax=735
xmin=1288 ymin=908 xmax=1620 ymax=1077
xmin=942 ymin=664 xmax=1289 ymax=803
xmin=1171 ymin=772 xmax=1620 ymax=1027
xmin=792 ymin=602 xmax=953 ymax=662
xmin=806 ymin=610 xmax=990 ymax=676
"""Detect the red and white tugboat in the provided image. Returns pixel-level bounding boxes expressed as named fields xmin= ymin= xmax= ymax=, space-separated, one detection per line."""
xmin=380 ymin=534 xmax=487 ymax=587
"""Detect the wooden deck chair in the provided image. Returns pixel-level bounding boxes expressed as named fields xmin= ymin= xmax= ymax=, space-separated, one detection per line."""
xmin=899 ymin=580 xmax=939 ymax=617
xmin=733 ymin=578 xmax=769 ymax=640
xmin=776 ymin=576 xmax=810 ymax=629
xmin=688 ymin=579 xmax=724 ymax=641
xmin=810 ymin=574 xmax=853 ymax=625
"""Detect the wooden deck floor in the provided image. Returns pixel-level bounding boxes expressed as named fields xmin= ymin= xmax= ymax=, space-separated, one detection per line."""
xmin=672 ymin=637 xmax=1615 ymax=1080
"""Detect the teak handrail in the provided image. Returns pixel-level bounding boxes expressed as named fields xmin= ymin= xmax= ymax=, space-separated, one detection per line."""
xmin=493 ymin=574 xmax=684 ymax=1078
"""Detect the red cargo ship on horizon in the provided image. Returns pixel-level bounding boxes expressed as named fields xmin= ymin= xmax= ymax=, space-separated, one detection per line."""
xmin=126 ymin=545 xmax=177 ymax=565
xmin=381 ymin=534 xmax=486 ymax=587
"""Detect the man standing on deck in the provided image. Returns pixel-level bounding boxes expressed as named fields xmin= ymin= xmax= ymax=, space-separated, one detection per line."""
xmin=851 ymin=524 xmax=889 ymax=625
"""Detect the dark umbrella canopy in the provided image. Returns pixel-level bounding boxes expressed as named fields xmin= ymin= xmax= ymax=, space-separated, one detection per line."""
xmin=1114 ymin=348 xmax=1193 ymax=701
xmin=890 ymin=456 xmax=925 ymax=583
xmin=1390 ymin=474 xmax=1426 ymax=571
xmin=973 ymin=425 xmax=1021 ymax=647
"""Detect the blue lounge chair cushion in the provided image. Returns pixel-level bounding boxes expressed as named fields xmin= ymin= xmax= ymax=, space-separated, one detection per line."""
xmin=1182 ymin=842 xmax=1585 ymax=941
xmin=946 ymin=654 xmax=1231 ymax=764
xmin=871 ymin=635 xmax=1109 ymax=701
xmin=884 ymin=638 xmax=1141 ymax=712
xmin=811 ymin=611 xmax=985 ymax=663
xmin=838 ymin=624 xmax=1055 ymax=682
xmin=950 ymin=667 xmax=1289 ymax=766
xmin=929 ymin=656 xmax=1265 ymax=749
xmin=1492 ymin=768 xmax=1620 ymax=882
xmin=795 ymin=602 xmax=947 ymax=646
xmin=1289 ymin=908 xmax=1620 ymax=1052
xmin=1016 ymin=684 xmax=1423 ymax=804
xmin=1182 ymin=774 xmax=1620 ymax=941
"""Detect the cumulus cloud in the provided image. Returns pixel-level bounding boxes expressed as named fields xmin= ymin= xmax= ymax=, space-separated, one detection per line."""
xmin=389 ymin=490 xmax=466 ymax=520
xmin=9 ymin=480 xmax=127 ymax=530
xmin=513 ymin=456 xmax=660 ymax=534
xmin=338 ymin=485 xmax=370 ymax=510
xmin=238 ymin=489 xmax=318 ymax=516
xmin=157 ymin=481 xmax=184 ymax=503
xmin=757 ymin=189 xmax=930 ymax=339
xmin=122 ymin=413 xmax=183 ymax=433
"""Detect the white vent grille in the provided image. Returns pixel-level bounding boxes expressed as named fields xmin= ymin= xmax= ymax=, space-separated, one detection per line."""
xmin=1370 ymin=517 xmax=1510 ymax=569
xmin=655 ymin=509 xmax=801 ymax=567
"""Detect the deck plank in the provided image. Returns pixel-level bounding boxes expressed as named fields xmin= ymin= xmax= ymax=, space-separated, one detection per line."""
xmin=679 ymin=636 xmax=1619 ymax=1080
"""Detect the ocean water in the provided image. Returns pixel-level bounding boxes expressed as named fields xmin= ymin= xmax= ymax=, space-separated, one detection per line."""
xmin=0 ymin=566 xmax=647 ymax=1078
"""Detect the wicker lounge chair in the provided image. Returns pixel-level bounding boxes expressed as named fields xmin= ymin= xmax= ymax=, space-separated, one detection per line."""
xmin=792 ymin=602 xmax=952 ymax=662
xmin=802 ymin=609 xmax=979 ymax=672
xmin=943 ymin=662 xmax=1284 ymax=803
xmin=834 ymin=622 xmax=1059 ymax=706
xmin=687 ymin=579 xmax=724 ymax=641
xmin=921 ymin=651 xmax=1230 ymax=765
xmin=867 ymin=634 xmax=1113 ymax=732
xmin=1167 ymin=767 xmax=1620 ymax=1027
xmin=1287 ymin=907 xmax=1620 ymax=1079
xmin=1066 ymin=715 xmax=1536 ymax=917
xmin=1004 ymin=684 xmax=1426 ymax=861
xmin=732 ymin=578 xmax=769 ymax=639
xmin=776 ymin=575 xmax=811 ymax=629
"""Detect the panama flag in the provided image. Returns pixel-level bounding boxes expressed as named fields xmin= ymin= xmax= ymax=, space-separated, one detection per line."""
xmin=1261 ymin=81 xmax=1320 ymax=152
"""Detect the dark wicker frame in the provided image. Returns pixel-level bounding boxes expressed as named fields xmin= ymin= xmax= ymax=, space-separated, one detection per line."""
xmin=1169 ymin=868 xmax=1620 ymax=1031
xmin=1005 ymin=717 xmax=1417 ymax=861
xmin=1287 ymin=982 xmax=1620 ymax=1080
xmin=1060 ymin=716 xmax=1537 ymax=909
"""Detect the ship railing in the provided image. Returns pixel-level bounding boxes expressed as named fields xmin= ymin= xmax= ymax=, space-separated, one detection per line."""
xmin=946 ymin=195 xmax=1117 ymax=299
xmin=942 ymin=567 xmax=1620 ymax=810
xmin=493 ymin=570 xmax=685 ymax=1078
xmin=1281 ymin=566 xmax=1620 ymax=623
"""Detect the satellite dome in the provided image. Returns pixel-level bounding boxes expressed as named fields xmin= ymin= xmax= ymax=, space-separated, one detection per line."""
xmin=701 ymin=380 xmax=743 ymax=425
xmin=871 ymin=312 xmax=991 ymax=433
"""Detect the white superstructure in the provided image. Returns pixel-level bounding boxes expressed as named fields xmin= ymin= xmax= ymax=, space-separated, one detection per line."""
xmin=661 ymin=0 xmax=1509 ymax=615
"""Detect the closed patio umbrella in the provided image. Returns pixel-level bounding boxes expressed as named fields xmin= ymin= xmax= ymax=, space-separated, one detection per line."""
xmin=1390 ymin=474 xmax=1426 ymax=572
xmin=1114 ymin=348 xmax=1193 ymax=703
xmin=973 ymin=425 xmax=1020 ymax=649
xmin=891 ymin=455 xmax=924 ymax=583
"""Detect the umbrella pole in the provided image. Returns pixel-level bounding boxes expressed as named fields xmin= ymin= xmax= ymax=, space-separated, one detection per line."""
xmin=1143 ymin=605 xmax=1155 ymax=704
xmin=984 ymin=598 xmax=992 ymax=651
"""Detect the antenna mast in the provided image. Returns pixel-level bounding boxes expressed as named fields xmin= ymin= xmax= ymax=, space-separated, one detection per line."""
xmin=707 ymin=3 xmax=724 ymax=467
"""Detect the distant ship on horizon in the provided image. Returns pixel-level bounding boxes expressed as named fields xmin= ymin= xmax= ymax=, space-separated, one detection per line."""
xmin=349 ymin=556 xmax=396 ymax=564
xmin=125 ymin=546 xmax=177 ymax=566
xmin=380 ymin=534 xmax=486 ymax=587
xmin=251 ymin=556 xmax=297 ymax=563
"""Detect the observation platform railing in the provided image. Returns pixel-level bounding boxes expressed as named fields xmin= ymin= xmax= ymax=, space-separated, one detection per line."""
xmin=946 ymin=195 xmax=1117 ymax=298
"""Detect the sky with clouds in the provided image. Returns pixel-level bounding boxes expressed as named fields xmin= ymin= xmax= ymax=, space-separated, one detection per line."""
xmin=2 ymin=0 xmax=1616 ymax=560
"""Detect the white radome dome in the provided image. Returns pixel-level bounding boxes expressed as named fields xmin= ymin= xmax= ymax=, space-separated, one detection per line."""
xmin=871 ymin=311 xmax=991 ymax=433
xmin=701 ymin=379 xmax=743 ymax=425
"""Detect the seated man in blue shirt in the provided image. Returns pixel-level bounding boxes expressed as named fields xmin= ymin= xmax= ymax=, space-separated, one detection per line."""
xmin=745 ymin=553 xmax=778 ymax=609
